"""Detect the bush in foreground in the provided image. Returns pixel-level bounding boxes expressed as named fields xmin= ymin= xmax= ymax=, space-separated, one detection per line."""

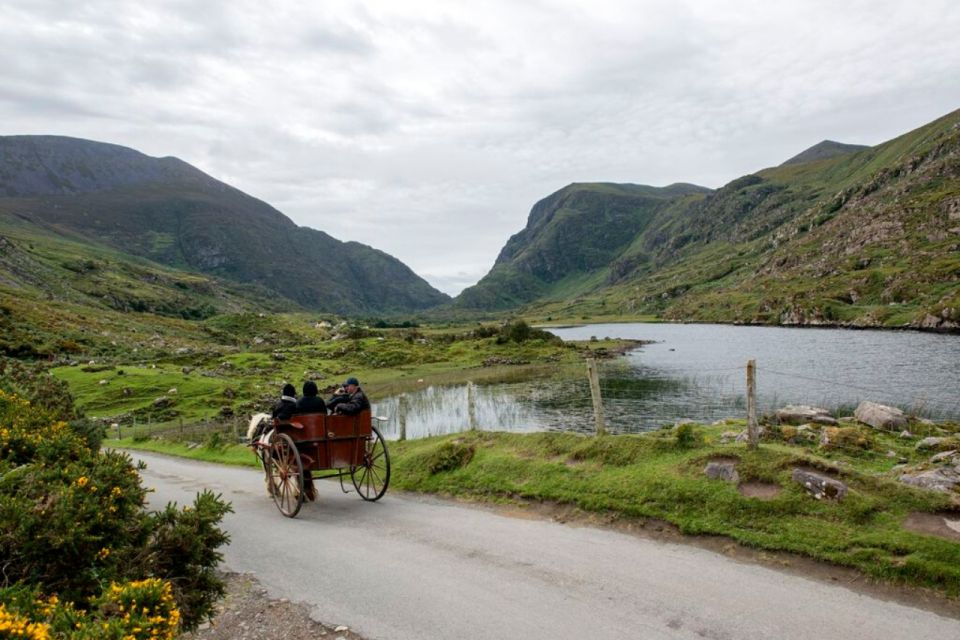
xmin=0 ymin=390 xmax=231 ymax=635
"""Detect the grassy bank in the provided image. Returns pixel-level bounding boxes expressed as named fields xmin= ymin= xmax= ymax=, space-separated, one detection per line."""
xmin=115 ymin=419 xmax=960 ymax=597
xmin=52 ymin=319 xmax=629 ymax=427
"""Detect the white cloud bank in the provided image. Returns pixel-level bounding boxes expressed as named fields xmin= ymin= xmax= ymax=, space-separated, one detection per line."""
xmin=2 ymin=0 xmax=959 ymax=294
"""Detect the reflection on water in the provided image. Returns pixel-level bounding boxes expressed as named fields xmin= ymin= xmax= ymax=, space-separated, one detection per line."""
xmin=374 ymin=323 xmax=960 ymax=440
xmin=372 ymin=380 xmax=594 ymax=440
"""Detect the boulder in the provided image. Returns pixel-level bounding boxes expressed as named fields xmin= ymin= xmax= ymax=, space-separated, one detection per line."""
xmin=704 ymin=460 xmax=739 ymax=484
xmin=854 ymin=401 xmax=908 ymax=430
xmin=930 ymin=450 xmax=958 ymax=464
xmin=900 ymin=468 xmax=960 ymax=493
xmin=792 ymin=468 xmax=848 ymax=500
xmin=917 ymin=437 xmax=946 ymax=450
xmin=719 ymin=431 xmax=740 ymax=444
xmin=153 ymin=396 xmax=173 ymax=408
xmin=899 ymin=430 xmax=914 ymax=439
xmin=776 ymin=405 xmax=837 ymax=425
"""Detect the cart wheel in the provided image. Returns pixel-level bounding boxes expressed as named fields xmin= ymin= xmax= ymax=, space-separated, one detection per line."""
xmin=268 ymin=432 xmax=304 ymax=517
xmin=351 ymin=425 xmax=390 ymax=501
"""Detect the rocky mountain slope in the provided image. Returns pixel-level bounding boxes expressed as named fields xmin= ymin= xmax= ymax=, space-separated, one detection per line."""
xmin=0 ymin=136 xmax=448 ymax=315
xmin=454 ymin=183 xmax=711 ymax=310
xmin=453 ymin=110 xmax=960 ymax=331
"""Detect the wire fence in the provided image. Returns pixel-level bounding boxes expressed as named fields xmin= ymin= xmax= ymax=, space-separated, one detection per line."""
xmin=369 ymin=356 xmax=960 ymax=443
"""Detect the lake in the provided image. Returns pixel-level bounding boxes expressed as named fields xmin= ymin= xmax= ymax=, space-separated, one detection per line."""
xmin=372 ymin=323 xmax=960 ymax=439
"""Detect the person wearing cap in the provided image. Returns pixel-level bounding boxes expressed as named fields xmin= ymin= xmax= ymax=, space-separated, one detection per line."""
xmin=328 ymin=377 xmax=370 ymax=415
xmin=295 ymin=380 xmax=327 ymax=415
xmin=271 ymin=383 xmax=298 ymax=421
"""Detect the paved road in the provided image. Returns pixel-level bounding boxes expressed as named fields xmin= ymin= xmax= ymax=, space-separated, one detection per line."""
xmin=135 ymin=452 xmax=960 ymax=640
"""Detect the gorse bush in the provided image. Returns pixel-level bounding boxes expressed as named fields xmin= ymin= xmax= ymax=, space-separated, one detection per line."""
xmin=0 ymin=390 xmax=231 ymax=635
xmin=0 ymin=578 xmax=180 ymax=639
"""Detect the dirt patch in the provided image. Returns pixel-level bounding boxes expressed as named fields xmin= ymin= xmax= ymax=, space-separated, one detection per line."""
xmin=738 ymin=482 xmax=782 ymax=500
xmin=182 ymin=573 xmax=366 ymax=640
xmin=904 ymin=511 xmax=960 ymax=542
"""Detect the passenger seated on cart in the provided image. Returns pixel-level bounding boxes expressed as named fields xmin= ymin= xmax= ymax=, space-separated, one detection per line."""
xmin=293 ymin=380 xmax=325 ymax=502
xmin=328 ymin=376 xmax=370 ymax=415
xmin=295 ymin=380 xmax=327 ymax=415
xmin=271 ymin=383 xmax=298 ymax=421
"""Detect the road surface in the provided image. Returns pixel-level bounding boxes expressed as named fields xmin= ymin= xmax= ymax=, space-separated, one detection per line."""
xmin=135 ymin=451 xmax=960 ymax=640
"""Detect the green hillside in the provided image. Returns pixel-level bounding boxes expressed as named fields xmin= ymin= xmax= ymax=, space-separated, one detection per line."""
xmin=454 ymin=109 xmax=960 ymax=331
xmin=0 ymin=136 xmax=449 ymax=315
xmin=454 ymin=182 xmax=712 ymax=310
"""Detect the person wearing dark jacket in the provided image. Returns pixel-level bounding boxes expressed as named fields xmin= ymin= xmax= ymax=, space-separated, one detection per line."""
xmin=295 ymin=380 xmax=327 ymax=415
xmin=292 ymin=380 xmax=325 ymax=502
xmin=330 ymin=377 xmax=370 ymax=415
xmin=271 ymin=383 xmax=298 ymax=421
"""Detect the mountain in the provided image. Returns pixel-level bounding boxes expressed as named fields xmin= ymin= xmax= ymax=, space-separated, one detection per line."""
xmin=0 ymin=136 xmax=448 ymax=315
xmin=453 ymin=109 xmax=960 ymax=331
xmin=780 ymin=140 xmax=870 ymax=166
xmin=454 ymin=182 xmax=712 ymax=310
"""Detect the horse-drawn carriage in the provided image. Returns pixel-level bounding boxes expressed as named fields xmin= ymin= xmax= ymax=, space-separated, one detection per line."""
xmin=250 ymin=410 xmax=390 ymax=517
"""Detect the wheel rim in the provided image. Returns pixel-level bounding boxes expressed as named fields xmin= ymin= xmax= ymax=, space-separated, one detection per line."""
xmin=268 ymin=432 xmax=304 ymax=517
xmin=352 ymin=425 xmax=390 ymax=501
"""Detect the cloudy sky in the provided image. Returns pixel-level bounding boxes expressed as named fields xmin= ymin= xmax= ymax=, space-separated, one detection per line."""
xmin=2 ymin=1 xmax=959 ymax=295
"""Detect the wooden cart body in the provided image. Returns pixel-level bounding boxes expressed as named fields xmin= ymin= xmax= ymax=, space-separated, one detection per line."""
xmin=276 ymin=410 xmax=372 ymax=472
xmin=254 ymin=409 xmax=390 ymax=518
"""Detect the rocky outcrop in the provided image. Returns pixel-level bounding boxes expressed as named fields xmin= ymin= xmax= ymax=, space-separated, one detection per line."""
xmin=917 ymin=437 xmax=947 ymax=450
xmin=900 ymin=467 xmax=960 ymax=493
xmin=792 ymin=468 xmax=848 ymax=500
xmin=854 ymin=401 xmax=907 ymax=431
xmin=704 ymin=460 xmax=739 ymax=484
xmin=775 ymin=405 xmax=837 ymax=425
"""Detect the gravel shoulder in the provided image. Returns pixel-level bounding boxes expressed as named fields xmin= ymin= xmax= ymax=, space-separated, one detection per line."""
xmin=182 ymin=572 xmax=368 ymax=640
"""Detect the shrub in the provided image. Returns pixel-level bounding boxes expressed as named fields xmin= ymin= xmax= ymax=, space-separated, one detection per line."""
xmin=675 ymin=423 xmax=704 ymax=449
xmin=819 ymin=426 xmax=876 ymax=452
xmin=426 ymin=441 xmax=476 ymax=474
xmin=495 ymin=320 xmax=561 ymax=344
xmin=0 ymin=391 xmax=231 ymax=633
xmin=0 ymin=578 xmax=180 ymax=639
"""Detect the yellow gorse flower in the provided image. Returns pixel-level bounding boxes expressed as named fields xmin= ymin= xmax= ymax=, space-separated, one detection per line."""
xmin=0 ymin=604 xmax=51 ymax=640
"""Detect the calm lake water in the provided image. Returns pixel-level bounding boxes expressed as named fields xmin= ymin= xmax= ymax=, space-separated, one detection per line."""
xmin=372 ymin=323 xmax=960 ymax=440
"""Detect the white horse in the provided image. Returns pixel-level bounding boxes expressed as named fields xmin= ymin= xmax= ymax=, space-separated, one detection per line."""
xmin=246 ymin=412 xmax=272 ymax=443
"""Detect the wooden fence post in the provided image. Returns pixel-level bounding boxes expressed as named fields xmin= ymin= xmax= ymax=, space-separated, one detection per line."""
xmin=747 ymin=359 xmax=758 ymax=449
xmin=586 ymin=358 xmax=606 ymax=436
xmin=398 ymin=394 xmax=408 ymax=442
xmin=467 ymin=381 xmax=478 ymax=430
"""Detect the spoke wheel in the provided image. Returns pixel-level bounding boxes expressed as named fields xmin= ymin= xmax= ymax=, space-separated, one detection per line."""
xmin=351 ymin=425 xmax=390 ymax=501
xmin=268 ymin=432 xmax=304 ymax=517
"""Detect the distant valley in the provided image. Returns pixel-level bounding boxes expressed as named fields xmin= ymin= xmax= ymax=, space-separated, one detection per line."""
xmin=453 ymin=109 xmax=960 ymax=331
xmin=2 ymin=109 xmax=959 ymax=347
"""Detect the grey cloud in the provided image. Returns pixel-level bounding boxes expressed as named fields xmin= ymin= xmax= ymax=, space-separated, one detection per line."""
xmin=2 ymin=1 xmax=959 ymax=295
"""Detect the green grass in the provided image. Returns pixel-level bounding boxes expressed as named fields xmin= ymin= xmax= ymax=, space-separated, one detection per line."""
xmin=113 ymin=421 xmax=960 ymax=597
xmin=48 ymin=319 xmax=629 ymax=425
